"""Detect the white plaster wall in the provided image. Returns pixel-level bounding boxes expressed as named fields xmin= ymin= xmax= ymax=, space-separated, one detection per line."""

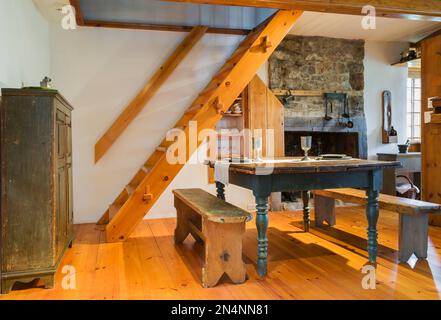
xmin=364 ymin=41 xmax=410 ymax=159
xmin=50 ymin=25 xmax=258 ymax=223
xmin=0 ymin=0 xmax=50 ymax=89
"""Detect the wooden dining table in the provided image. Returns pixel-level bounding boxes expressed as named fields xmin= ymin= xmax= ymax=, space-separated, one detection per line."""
xmin=208 ymin=158 xmax=401 ymax=277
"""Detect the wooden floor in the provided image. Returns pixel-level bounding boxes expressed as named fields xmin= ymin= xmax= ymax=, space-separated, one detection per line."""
xmin=2 ymin=206 xmax=441 ymax=300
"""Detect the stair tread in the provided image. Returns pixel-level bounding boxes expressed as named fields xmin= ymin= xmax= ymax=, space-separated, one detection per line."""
xmin=141 ymin=165 xmax=152 ymax=173
xmin=125 ymin=184 xmax=135 ymax=196
xmin=109 ymin=204 xmax=122 ymax=220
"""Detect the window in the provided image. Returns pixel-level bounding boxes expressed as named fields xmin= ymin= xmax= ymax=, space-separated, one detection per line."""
xmin=407 ymin=77 xmax=421 ymax=141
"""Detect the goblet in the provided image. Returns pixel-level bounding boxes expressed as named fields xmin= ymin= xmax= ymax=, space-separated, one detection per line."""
xmin=253 ymin=137 xmax=263 ymax=162
xmin=301 ymin=136 xmax=312 ymax=161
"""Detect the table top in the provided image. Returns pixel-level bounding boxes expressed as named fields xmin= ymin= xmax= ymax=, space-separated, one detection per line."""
xmin=208 ymin=157 xmax=401 ymax=175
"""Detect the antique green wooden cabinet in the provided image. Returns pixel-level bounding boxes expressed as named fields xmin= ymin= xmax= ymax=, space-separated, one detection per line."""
xmin=0 ymin=88 xmax=74 ymax=294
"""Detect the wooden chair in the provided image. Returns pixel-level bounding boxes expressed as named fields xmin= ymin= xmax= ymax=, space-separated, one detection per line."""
xmin=173 ymin=189 xmax=252 ymax=287
xmin=312 ymin=188 xmax=441 ymax=263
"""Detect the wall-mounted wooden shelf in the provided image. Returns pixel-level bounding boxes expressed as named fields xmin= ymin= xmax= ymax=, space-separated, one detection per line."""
xmin=272 ymin=89 xmax=324 ymax=97
xmin=391 ymin=57 xmax=421 ymax=68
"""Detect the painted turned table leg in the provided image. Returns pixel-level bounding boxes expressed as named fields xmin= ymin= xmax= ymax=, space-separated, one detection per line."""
xmin=216 ymin=181 xmax=225 ymax=201
xmin=302 ymin=191 xmax=311 ymax=232
xmin=366 ymin=189 xmax=380 ymax=264
xmin=255 ymin=196 xmax=269 ymax=277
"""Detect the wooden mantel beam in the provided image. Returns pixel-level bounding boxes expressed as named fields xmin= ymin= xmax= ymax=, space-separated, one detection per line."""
xmin=162 ymin=0 xmax=441 ymax=21
xmin=83 ymin=20 xmax=250 ymax=35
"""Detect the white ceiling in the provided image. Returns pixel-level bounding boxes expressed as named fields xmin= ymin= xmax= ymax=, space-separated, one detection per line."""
xmin=290 ymin=11 xmax=441 ymax=42
xmin=34 ymin=0 xmax=441 ymax=42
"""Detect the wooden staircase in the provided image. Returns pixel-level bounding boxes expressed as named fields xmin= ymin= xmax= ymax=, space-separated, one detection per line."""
xmin=99 ymin=10 xmax=303 ymax=242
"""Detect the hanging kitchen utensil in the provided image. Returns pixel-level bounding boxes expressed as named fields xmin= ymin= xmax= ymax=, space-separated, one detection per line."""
xmin=342 ymin=97 xmax=350 ymax=119
xmin=282 ymin=94 xmax=294 ymax=104
xmin=324 ymin=100 xmax=333 ymax=121
xmin=382 ymin=90 xmax=397 ymax=143
xmin=345 ymin=100 xmax=354 ymax=128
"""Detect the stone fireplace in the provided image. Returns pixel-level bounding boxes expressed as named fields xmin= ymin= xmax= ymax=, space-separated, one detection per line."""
xmin=269 ymin=34 xmax=368 ymax=159
xmin=268 ymin=35 xmax=368 ymax=205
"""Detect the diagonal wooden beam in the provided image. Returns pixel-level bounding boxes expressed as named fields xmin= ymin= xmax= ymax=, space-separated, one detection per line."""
xmin=69 ymin=0 xmax=84 ymax=26
xmin=162 ymin=0 xmax=441 ymax=22
xmin=83 ymin=20 xmax=250 ymax=35
xmin=94 ymin=26 xmax=208 ymax=163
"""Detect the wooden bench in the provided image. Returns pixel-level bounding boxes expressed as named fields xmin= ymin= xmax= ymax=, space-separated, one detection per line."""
xmin=312 ymin=188 xmax=441 ymax=263
xmin=173 ymin=189 xmax=252 ymax=288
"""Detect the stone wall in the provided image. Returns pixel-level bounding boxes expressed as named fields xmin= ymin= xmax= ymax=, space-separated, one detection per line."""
xmin=269 ymin=35 xmax=365 ymax=118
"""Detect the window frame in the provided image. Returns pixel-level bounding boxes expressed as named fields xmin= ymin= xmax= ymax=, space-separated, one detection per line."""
xmin=407 ymin=77 xmax=421 ymax=142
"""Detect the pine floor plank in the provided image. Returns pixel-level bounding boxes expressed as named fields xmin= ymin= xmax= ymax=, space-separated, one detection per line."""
xmin=1 ymin=207 xmax=441 ymax=300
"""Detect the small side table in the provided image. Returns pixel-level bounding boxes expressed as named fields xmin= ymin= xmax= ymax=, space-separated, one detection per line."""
xmin=377 ymin=152 xmax=421 ymax=196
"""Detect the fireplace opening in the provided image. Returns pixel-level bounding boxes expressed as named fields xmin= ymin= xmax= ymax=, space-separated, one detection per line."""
xmin=282 ymin=131 xmax=360 ymax=205
xmin=285 ymin=131 xmax=360 ymax=158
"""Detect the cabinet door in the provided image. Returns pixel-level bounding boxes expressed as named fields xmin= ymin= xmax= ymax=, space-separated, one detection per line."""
xmin=66 ymin=115 xmax=74 ymax=237
xmin=56 ymin=165 xmax=67 ymax=255
xmin=1 ymin=95 xmax=54 ymax=271
xmin=56 ymin=110 xmax=68 ymax=256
